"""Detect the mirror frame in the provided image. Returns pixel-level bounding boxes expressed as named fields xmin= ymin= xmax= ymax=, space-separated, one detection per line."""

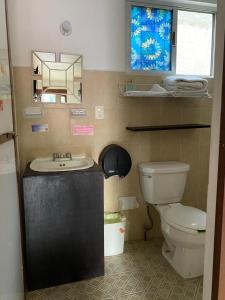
xmin=32 ymin=50 xmax=83 ymax=105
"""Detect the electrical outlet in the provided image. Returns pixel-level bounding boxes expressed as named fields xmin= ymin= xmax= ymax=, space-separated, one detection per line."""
xmin=95 ymin=106 xmax=104 ymax=119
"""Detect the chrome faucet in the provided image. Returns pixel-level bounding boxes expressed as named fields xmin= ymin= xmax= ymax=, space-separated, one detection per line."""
xmin=53 ymin=153 xmax=60 ymax=161
xmin=65 ymin=152 xmax=72 ymax=160
xmin=53 ymin=152 xmax=72 ymax=161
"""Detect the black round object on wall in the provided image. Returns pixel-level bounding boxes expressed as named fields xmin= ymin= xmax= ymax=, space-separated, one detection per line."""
xmin=99 ymin=144 xmax=132 ymax=178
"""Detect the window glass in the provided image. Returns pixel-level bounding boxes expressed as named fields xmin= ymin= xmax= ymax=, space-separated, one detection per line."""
xmin=130 ymin=5 xmax=173 ymax=71
xmin=176 ymin=10 xmax=213 ymax=76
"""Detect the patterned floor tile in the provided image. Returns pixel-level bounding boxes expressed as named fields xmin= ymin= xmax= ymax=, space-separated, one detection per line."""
xmin=26 ymin=239 xmax=203 ymax=300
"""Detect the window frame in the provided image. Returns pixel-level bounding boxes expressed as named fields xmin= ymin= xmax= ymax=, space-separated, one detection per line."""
xmin=126 ymin=0 xmax=217 ymax=77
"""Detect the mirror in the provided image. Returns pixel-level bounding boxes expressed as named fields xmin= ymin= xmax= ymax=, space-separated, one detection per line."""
xmin=32 ymin=51 xmax=82 ymax=104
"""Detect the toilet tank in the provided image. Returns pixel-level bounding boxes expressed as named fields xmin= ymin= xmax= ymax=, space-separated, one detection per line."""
xmin=138 ymin=161 xmax=190 ymax=205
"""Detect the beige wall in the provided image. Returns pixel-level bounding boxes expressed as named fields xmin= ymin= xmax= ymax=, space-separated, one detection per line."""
xmin=14 ymin=67 xmax=212 ymax=241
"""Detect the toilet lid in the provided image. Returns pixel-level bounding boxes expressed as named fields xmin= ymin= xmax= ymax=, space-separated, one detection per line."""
xmin=164 ymin=205 xmax=206 ymax=231
xmin=139 ymin=161 xmax=190 ymax=174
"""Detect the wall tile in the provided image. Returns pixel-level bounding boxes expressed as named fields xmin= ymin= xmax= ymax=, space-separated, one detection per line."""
xmin=14 ymin=67 xmax=212 ymax=240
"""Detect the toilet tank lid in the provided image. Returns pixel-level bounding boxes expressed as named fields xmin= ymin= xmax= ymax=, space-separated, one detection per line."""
xmin=164 ymin=205 xmax=206 ymax=231
xmin=138 ymin=161 xmax=190 ymax=174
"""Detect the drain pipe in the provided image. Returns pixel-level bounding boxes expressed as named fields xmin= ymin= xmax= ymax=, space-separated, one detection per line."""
xmin=144 ymin=204 xmax=154 ymax=241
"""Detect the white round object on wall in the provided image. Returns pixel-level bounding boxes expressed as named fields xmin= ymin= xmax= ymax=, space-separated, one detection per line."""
xmin=60 ymin=21 xmax=72 ymax=36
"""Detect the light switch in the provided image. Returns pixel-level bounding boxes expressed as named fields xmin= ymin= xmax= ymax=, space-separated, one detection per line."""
xmin=95 ymin=106 xmax=104 ymax=119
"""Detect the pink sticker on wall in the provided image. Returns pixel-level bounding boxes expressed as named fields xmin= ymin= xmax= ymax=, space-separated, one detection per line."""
xmin=0 ymin=100 xmax=3 ymax=111
xmin=72 ymin=125 xmax=94 ymax=136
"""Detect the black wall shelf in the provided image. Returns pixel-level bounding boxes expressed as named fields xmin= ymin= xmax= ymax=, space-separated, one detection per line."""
xmin=126 ymin=124 xmax=211 ymax=132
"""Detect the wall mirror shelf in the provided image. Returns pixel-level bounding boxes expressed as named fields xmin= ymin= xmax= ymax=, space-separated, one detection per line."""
xmin=119 ymin=82 xmax=212 ymax=99
xmin=32 ymin=51 xmax=82 ymax=104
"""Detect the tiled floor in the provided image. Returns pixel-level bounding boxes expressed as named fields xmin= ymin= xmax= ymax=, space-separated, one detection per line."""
xmin=26 ymin=239 xmax=203 ymax=300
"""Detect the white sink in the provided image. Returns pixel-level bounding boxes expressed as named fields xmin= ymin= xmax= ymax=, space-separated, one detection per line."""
xmin=30 ymin=155 xmax=94 ymax=172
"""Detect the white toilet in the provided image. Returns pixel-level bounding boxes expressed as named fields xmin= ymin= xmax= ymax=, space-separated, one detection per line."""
xmin=138 ymin=161 xmax=206 ymax=279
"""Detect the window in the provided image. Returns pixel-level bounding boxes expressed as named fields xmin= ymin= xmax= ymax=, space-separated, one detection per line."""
xmin=176 ymin=10 xmax=213 ymax=76
xmin=128 ymin=1 xmax=215 ymax=76
xmin=131 ymin=6 xmax=173 ymax=71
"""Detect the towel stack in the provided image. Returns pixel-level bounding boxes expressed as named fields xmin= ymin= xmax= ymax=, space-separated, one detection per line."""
xmin=124 ymin=84 xmax=173 ymax=97
xmin=164 ymin=76 xmax=209 ymax=97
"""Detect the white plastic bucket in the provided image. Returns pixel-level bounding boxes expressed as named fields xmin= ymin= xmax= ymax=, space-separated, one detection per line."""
xmin=104 ymin=213 xmax=126 ymax=256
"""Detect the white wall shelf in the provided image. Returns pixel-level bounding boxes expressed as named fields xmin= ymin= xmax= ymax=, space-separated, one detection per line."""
xmin=119 ymin=83 xmax=212 ymax=99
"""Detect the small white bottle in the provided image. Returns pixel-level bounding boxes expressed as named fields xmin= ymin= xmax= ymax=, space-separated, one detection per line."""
xmin=126 ymin=80 xmax=134 ymax=92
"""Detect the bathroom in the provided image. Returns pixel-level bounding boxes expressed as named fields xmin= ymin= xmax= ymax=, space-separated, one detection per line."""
xmin=1 ymin=0 xmax=225 ymax=299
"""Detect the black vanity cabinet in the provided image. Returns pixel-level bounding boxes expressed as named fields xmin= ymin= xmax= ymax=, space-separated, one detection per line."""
xmin=22 ymin=163 xmax=104 ymax=291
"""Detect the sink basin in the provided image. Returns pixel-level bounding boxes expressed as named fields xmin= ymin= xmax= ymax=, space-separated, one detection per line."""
xmin=30 ymin=155 xmax=94 ymax=172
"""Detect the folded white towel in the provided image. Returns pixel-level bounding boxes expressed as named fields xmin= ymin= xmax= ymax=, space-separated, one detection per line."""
xmin=124 ymin=84 xmax=172 ymax=97
xmin=123 ymin=90 xmax=167 ymax=97
xmin=151 ymin=84 xmax=168 ymax=93
xmin=164 ymin=76 xmax=208 ymax=92
xmin=171 ymin=91 xmax=209 ymax=98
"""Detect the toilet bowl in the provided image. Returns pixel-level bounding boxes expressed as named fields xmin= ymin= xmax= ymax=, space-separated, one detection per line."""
xmin=138 ymin=161 xmax=206 ymax=278
xmin=157 ymin=203 xmax=205 ymax=278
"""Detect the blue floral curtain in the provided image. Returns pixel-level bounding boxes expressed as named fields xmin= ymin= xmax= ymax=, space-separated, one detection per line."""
xmin=130 ymin=5 xmax=173 ymax=71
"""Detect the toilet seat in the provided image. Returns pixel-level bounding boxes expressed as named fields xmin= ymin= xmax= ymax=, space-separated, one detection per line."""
xmin=163 ymin=204 xmax=206 ymax=233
